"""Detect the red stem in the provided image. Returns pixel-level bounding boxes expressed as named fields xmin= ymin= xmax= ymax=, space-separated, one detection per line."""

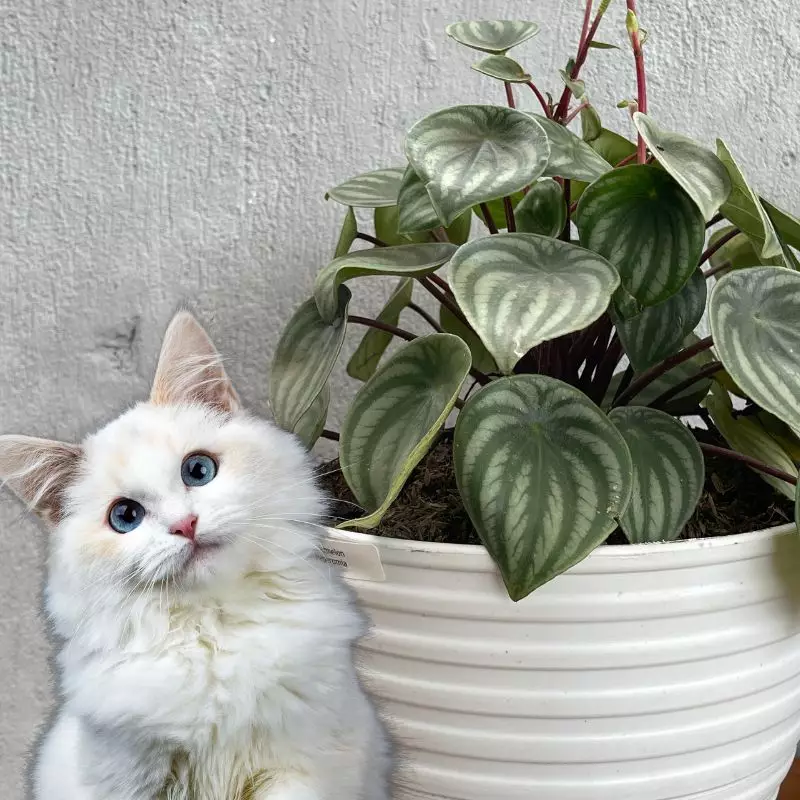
xmin=649 ymin=361 xmax=723 ymax=409
xmin=503 ymin=197 xmax=517 ymax=232
xmin=615 ymin=151 xmax=638 ymax=168
xmin=407 ymin=302 xmax=444 ymax=333
xmin=504 ymin=82 xmax=516 ymax=109
xmin=699 ymin=443 xmax=798 ymax=486
xmin=564 ymin=102 xmax=590 ymax=126
xmin=355 ymin=232 xmax=387 ymax=247
xmin=555 ymin=8 xmax=606 ymax=121
xmin=479 ymin=203 xmax=499 ymax=234
xmin=626 ymin=0 xmax=648 ymax=163
xmin=577 ymin=0 xmax=594 ymax=54
xmin=526 ymin=82 xmax=551 ymax=117
xmin=700 ymin=228 xmax=741 ymax=269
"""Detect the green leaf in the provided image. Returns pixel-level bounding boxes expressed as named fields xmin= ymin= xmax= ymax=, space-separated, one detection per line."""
xmin=334 ymin=207 xmax=358 ymax=258
xmin=445 ymin=20 xmax=540 ymax=54
xmin=716 ymin=140 xmax=782 ymax=259
xmin=346 ymin=278 xmax=414 ymax=381
xmin=374 ymin=206 xmax=429 ymax=246
xmin=614 ymin=269 xmax=707 ymax=371
xmin=454 ymin=375 xmax=632 ymax=600
xmin=472 ymin=54 xmax=531 ymax=82
xmin=588 ymin=40 xmax=620 ymax=49
xmin=445 ymin=210 xmax=472 ymax=245
xmin=576 ymin=165 xmax=705 ymax=314
xmin=327 ymin=167 xmax=405 ymax=208
xmin=604 ymin=335 xmax=715 ymax=415
xmin=269 ymin=287 xmax=350 ymax=432
xmin=609 ymin=407 xmax=704 ymax=543
xmin=339 ymin=334 xmax=472 ymax=528
xmin=704 ymin=383 xmax=797 ymax=500
xmin=314 ymin=242 xmax=456 ymax=322
xmin=530 ymin=114 xmax=613 ymax=182
xmin=472 ymin=191 xmax=525 ymax=230
xmin=796 ymin=480 xmax=800 ymax=528
xmin=581 ymin=105 xmax=602 ymax=142
xmin=396 ymin=166 xmax=472 ymax=241
xmin=761 ymin=198 xmax=800 ymax=251
xmin=293 ymin=384 xmax=329 ymax=450
xmin=756 ymin=410 xmax=800 ymax=461
xmin=588 ymin=128 xmax=636 ymax=165
xmin=559 ymin=68 xmax=586 ymax=100
xmin=707 ymin=225 xmax=760 ymax=275
xmin=709 ymin=266 xmax=800 ymax=434
xmin=449 ymin=233 xmax=620 ymax=373
xmin=405 ymin=105 xmax=550 ymax=226
xmin=439 ymin=305 xmax=497 ymax=374
xmin=514 ymin=179 xmax=566 ymax=237
xmin=633 ymin=113 xmax=731 ymax=222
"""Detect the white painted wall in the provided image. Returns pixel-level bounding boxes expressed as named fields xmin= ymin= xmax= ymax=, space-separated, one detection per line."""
xmin=1 ymin=0 xmax=799 ymax=793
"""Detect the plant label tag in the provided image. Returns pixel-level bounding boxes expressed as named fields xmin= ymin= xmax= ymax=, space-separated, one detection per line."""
xmin=317 ymin=539 xmax=386 ymax=582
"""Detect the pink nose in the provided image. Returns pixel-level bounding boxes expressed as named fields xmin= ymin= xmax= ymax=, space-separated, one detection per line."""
xmin=170 ymin=515 xmax=198 ymax=540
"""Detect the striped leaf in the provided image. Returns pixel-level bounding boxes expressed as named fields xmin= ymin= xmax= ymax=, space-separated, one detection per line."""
xmin=326 ymin=167 xmax=405 ymax=208
xmin=531 ymin=114 xmax=613 ymax=182
xmin=454 ymin=375 xmax=633 ymax=600
xmin=339 ymin=334 xmax=472 ymax=529
xmin=293 ymin=384 xmax=329 ymax=450
xmin=439 ymin=305 xmax=497 ymax=374
xmin=704 ymin=383 xmax=797 ymax=500
xmin=609 ymin=407 xmax=704 ymax=543
xmin=717 ymin=140 xmax=782 ymax=259
xmin=347 ymin=278 xmax=414 ymax=381
xmin=449 ymin=233 xmax=620 ymax=373
xmin=633 ymin=113 xmax=731 ymax=221
xmin=314 ymin=242 xmax=456 ymax=322
xmin=575 ymin=165 xmax=705 ymax=315
xmin=270 ymin=287 xmax=350 ymax=432
xmin=445 ymin=20 xmax=540 ymax=54
xmin=514 ymin=178 xmax=566 ymax=238
xmin=614 ymin=269 xmax=707 ymax=372
xmin=472 ymin=55 xmax=531 ymax=83
xmin=396 ymin=166 xmax=472 ymax=241
xmin=405 ymin=105 xmax=550 ymax=226
xmin=334 ymin=207 xmax=357 ymax=257
xmin=709 ymin=266 xmax=800 ymax=433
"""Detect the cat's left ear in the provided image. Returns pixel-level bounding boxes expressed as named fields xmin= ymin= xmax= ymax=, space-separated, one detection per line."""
xmin=150 ymin=311 xmax=241 ymax=413
xmin=0 ymin=435 xmax=83 ymax=525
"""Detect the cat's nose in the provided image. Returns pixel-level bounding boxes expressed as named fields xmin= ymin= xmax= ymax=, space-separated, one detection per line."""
xmin=169 ymin=515 xmax=198 ymax=541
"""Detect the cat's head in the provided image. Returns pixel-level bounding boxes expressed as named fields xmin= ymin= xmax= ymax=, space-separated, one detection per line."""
xmin=0 ymin=312 xmax=323 ymax=600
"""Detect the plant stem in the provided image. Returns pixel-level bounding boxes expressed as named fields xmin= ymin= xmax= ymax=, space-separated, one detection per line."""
xmin=504 ymin=82 xmax=516 ymax=108
xmin=650 ymin=360 xmax=723 ymax=409
xmin=577 ymin=0 xmax=594 ymax=54
xmin=503 ymin=196 xmax=517 ymax=232
xmin=564 ymin=102 xmax=589 ymax=126
xmin=589 ymin=335 xmax=623 ymax=403
xmin=615 ymin=335 xmax=715 ymax=406
xmin=561 ymin=180 xmax=572 ymax=241
xmin=526 ymin=81 xmax=551 ymax=117
xmin=703 ymin=261 xmax=733 ymax=280
xmin=699 ymin=227 xmax=740 ymax=267
xmin=355 ymin=232 xmax=388 ymax=247
xmin=612 ymin=364 xmax=635 ymax=404
xmin=407 ymin=302 xmax=444 ymax=332
xmin=699 ymin=443 xmax=798 ymax=486
xmin=706 ymin=212 xmax=724 ymax=228
xmin=626 ymin=1 xmax=648 ymax=163
xmin=428 ymin=272 xmax=453 ymax=294
xmin=615 ymin=151 xmax=638 ymax=168
xmin=417 ymin=276 xmax=470 ymax=327
xmin=480 ymin=203 xmax=499 ymax=234
xmin=320 ymin=429 xmax=340 ymax=442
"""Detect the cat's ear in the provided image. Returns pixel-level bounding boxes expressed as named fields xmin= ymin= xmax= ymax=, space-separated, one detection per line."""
xmin=150 ymin=311 xmax=241 ymax=413
xmin=0 ymin=436 xmax=83 ymax=525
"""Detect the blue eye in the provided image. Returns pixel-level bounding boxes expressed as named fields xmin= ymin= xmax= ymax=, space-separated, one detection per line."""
xmin=182 ymin=453 xmax=218 ymax=487
xmin=108 ymin=498 xmax=146 ymax=534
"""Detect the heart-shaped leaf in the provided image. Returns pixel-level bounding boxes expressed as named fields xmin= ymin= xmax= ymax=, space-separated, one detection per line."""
xmin=609 ymin=407 xmax=704 ymax=543
xmin=529 ymin=114 xmax=612 ymax=183
xmin=339 ymin=334 xmax=472 ymax=529
xmin=515 ymin=179 xmax=566 ymax=237
xmin=633 ymin=113 xmax=731 ymax=221
xmin=707 ymin=226 xmax=760 ymax=275
xmin=270 ymin=287 xmax=350 ymax=432
xmin=716 ymin=140 xmax=782 ymax=259
xmin=327 ymin=167 xmax=405 ymax=208
xmin=614 ymin=269 xmax=707 ymax=371
xmin=439 ymin=305 xmax=497 ymax=374
xmin=449 ymin=233 xmax=620 ymax=373
xmin=334 ymin=207 xmax=357 ymax=257
xmin=314 ymin=242 xmax=456 ymax=322
xmin=576 ymin=165 xmax=705 ymax=314
xmin=446 ymin=20 xmax=540 ymax=54
xmin=347 ymin=278 xmax=414 ymax=381
xmin=472 ymin=54 xmax=531 ymax=82
xmin=704 ymin=383 xmax=797 ymax=500
xmin=293 ymin=384 xmax=329 ymax=450
xmin=709 ymin=266 xmax=800 ymax=433
xmin=454 ymin=375 xmax=632 ymax=600
xmin=405 ymin=105 xmax=550 ymax=226
xmin=374 ymin=206 xmax=429 ymax=246
xmin=559 ymin=68 xmax=586 ymax=100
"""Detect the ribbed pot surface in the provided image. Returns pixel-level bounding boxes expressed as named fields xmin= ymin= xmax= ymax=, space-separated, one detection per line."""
xmin=327 ymin=525 xmax=800 ymax=800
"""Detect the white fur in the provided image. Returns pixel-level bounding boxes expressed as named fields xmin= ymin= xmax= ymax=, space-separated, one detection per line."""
xmin=30 ymin=401 xmax=389 ymax=800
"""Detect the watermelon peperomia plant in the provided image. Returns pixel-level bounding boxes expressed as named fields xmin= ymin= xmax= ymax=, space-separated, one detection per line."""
xmin=269 ymin=1 xmax=800 ymax=600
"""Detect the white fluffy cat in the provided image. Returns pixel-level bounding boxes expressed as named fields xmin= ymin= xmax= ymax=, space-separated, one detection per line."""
xmin=0 ymin=311 xmax=390 ymax=800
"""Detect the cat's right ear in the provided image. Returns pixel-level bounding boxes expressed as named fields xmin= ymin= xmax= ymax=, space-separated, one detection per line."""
xmin=0 ymin=436 xmax=82 ymax=526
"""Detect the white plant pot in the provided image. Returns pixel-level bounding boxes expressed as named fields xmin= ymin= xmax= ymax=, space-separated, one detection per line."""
xmin=325 ymin=524 xmax=800 ymax=800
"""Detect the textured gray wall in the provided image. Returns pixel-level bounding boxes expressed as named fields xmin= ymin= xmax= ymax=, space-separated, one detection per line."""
xmin=2 ymin=0 xmax=800 ymax=794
